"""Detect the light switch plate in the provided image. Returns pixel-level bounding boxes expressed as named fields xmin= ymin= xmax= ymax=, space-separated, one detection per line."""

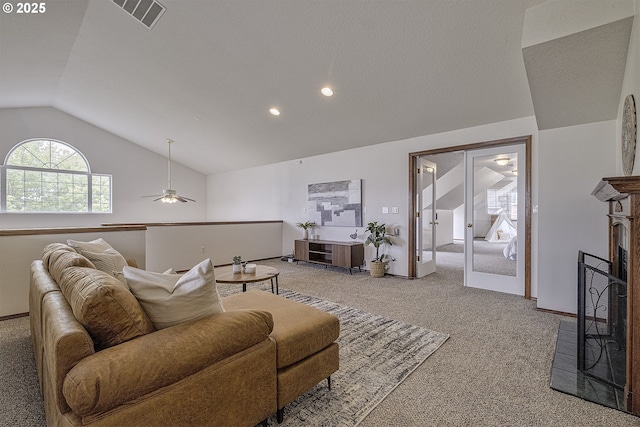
xmin=382 ymin=206 xmax=389 ymax=214
xmin=392 ymin=206 xmax=399 ymax=214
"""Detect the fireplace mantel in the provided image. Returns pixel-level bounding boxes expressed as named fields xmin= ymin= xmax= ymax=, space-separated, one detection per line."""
xmin=592 ymin=176 xmax=640 ymax=201
xmin=593 ymin=175 xmax=640 ymax=415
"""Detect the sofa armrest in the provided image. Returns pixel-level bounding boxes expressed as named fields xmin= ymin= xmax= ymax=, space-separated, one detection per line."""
xmin=63 ymin=309 xmax=274 ymax=417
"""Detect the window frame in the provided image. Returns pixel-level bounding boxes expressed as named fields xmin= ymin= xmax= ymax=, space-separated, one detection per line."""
xmin=1 ymin=139 xmax=112 ymax=214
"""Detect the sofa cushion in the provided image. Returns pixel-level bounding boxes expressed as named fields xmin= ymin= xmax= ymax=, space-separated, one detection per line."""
xmin=42 ymin=242 xmax=76 ymax=267
xmin=42 ymin=243 xmax=96 ymax=284
xmin=63 ymin=309 xmax=275 ymax=418
xmin=58 ymin=267 xmax=155 ymax=350
xmin=124 ymin=258 xmax=225 ymax=330
xmin=67 ymin=238 xmax=129 ymax=285
xmin=223 ymin=290 xmax=340 ymax=368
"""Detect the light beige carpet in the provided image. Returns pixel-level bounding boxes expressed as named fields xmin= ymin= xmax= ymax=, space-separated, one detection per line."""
xmin=3 ymin=257 xmax=640 ymax=426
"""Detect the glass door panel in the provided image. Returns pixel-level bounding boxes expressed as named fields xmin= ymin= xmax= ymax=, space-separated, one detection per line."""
xmin=464 ymin=144 xmax=524 ymax=295
xmin=416 ymin=158 xmax=436 ymax=277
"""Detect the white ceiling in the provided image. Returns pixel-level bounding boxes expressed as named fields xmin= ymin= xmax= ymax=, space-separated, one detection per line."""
xmin=0 ymin=0 xmax=629 ymax=175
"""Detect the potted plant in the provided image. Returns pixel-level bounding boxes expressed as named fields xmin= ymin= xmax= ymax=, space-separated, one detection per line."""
xmin=232 ymin=255 xmax=243 ymax=273
xmin=364 ymin=221 xmax=393 ymax=277
xmin=295 ymin=221 xmax=317 ymax=240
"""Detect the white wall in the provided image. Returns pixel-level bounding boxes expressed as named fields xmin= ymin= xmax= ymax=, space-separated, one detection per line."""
xmin=617 ymin=0 xmax=640 ymax=176
xmin=537 ymin=120 xmax=616 ymax=314
xmin=208 ymin=116 xmax=539 ymax=279
xmin=0 ymin=229 xmax=146 ymax=316
xmin=453 ymin=205 xmax=465 ymax=240
xmin=0 ymin=221 xmax=284 ymax=317
xmin=145 ymin=222 xmax=283 ymax=272
xmin=435 ymin=210 xmax=454 ymax=247
xmin=0 ymin=107 xmax=207 ymax=228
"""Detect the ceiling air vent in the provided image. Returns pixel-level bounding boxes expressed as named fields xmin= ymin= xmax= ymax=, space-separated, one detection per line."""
xmin=112 ymin=0 xmax=166 ymax=29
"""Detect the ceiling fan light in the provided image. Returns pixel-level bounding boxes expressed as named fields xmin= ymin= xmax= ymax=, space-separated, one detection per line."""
xmin=141 ymin=139 xmax=196 ymax=203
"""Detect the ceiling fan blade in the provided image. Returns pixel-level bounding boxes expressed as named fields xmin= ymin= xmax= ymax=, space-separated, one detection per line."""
xmin=174 ymin=195 xmax=194 ymax=203
xmin=141 ymin=194 xmax=163 ymax=198
xmin=153 ymin=197 xmax=165 ymax=202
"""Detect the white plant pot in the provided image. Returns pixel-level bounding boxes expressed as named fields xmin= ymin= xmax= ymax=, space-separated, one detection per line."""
xmin=232 ymin=264 xmax=242 ymax=273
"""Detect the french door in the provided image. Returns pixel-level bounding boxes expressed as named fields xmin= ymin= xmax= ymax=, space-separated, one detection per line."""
xmin=464 ymin=144 xmax=525 ymax=295
xmin=416 ymin=158 xmax=437 ymax=277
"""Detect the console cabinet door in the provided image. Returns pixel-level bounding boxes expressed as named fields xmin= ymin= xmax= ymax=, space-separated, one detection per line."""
xmin=333 ymin=244 xmax=364 ymax=268
xmin=332 ymin=245 xmax=350 ymax=268
xmin=295 ymin=240 xmax=309 ymax=262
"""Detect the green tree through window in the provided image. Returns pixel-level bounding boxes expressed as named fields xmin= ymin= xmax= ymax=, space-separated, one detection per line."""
xmin=2 ymin=139 xmax=111 ymax=213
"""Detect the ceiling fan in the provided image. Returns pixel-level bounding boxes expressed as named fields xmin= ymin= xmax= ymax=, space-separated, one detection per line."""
xmin=142 ymin=139 xmax=196 ymax=203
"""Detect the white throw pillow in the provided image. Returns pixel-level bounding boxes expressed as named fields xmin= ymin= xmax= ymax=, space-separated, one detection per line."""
xmin=67 ymin=238 xmax=129 ymax=286
xmin=124 ymin=258 xmax=225 ymax=330
xmin=67 ymin=238 xmax=113 ymax=253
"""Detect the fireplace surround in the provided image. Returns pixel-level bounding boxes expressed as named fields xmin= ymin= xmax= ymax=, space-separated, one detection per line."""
xmin=591 ymin=176 xmax=640 ymax=414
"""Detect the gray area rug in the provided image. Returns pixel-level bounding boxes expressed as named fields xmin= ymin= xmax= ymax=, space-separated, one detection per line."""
xmin=0 ymin=288 xmax=448 ymax=427
xmin=267 ymin=289 xmax=449 ymax=426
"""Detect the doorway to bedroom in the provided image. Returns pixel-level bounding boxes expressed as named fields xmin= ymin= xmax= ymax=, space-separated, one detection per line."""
xmin=408 ymin=136 xmax=531 ymax=299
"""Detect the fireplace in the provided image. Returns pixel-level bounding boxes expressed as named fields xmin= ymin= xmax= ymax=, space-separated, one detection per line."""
xmin=591 ymin=176 xmax=640 ymax=414
xmin=551 ymin=177 xmax=639 ymax=414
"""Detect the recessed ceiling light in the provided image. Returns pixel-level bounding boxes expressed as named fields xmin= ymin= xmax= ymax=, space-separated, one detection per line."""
xmin=494 ymin=157 xmax=509 ymax=166
xmin=321 ymin=87 xmax=334 ymax=97
xmin=269 ymin=108 xmax=280 ymax=116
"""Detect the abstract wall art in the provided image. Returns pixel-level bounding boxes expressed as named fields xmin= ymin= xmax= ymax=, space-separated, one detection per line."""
xmin=307 ymin=179 xmax=362 ymax=227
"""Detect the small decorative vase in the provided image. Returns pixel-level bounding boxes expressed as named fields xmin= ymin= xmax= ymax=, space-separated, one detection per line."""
xmin=232 ymin=264 xmax=242 ymax=273
xmin=370 ymin=261 xmax=386 ymax=278
xmin=303 ymin=229 xmax=309 ymax=240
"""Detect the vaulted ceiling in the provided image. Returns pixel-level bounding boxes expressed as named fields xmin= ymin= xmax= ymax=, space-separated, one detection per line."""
xmin=0 ymin=0 xmax=633 ymax=175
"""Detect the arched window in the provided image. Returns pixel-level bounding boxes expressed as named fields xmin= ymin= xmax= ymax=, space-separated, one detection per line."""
xmin=1 ymin=139 xmax=111 ymax=213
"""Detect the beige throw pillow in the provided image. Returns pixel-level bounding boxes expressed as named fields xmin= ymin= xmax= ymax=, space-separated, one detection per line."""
xmin=82 ymin=249 xmax=129 ymax=286
xmin=124 ymin=258 xmax=225 ymax=330
xmin=67 ymin=238 xmax=113 ymax=253
xmin=67 ymin=238 xmax=129 ymax=286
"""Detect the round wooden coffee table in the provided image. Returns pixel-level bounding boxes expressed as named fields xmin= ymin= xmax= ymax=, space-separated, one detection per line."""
xmin=216 ymin=265 xmax=280 ymax=294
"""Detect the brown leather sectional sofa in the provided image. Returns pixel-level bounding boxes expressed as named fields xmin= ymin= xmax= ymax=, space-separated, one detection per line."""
xmin=29 ymin=243 xmax=339 ymax=426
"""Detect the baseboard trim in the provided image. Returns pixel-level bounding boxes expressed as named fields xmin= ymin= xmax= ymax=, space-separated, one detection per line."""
xmin=536 ymin=307 xmax=576 ymax=318
xmin=0 ymin=312 xmax=28 ymax=322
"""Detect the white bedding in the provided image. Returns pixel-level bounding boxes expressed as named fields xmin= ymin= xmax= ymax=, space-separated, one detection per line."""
xmin=503 ymin=236 xmax=517 ymax=260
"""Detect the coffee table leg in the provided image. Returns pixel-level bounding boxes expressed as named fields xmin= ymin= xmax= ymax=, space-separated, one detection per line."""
xmin=270 ymin=278 xmax=274 ymax=294
xmin=243 ymin=283 xmax=246 ymax=292
xmin=276 ymin=275 xmax=279 ymax=295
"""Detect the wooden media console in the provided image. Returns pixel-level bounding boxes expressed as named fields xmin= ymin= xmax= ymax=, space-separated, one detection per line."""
xmin=294 ymin=239 xmax=364 ymax=274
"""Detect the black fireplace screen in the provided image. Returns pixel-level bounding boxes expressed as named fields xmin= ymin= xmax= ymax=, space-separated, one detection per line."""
xmin=577 ymin=251 xmax=627 ymax=391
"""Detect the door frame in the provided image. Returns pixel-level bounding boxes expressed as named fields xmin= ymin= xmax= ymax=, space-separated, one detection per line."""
xmin=408 ymin=135 xmax=532 ymax=299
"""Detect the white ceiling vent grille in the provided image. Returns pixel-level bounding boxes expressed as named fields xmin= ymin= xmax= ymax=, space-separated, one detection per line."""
xmin=112 ymin=0 xmax=166 ymax=29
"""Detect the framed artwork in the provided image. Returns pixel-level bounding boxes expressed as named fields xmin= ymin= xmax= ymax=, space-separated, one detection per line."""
xmin=308 ymin=180 xmax=362 ymax=227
